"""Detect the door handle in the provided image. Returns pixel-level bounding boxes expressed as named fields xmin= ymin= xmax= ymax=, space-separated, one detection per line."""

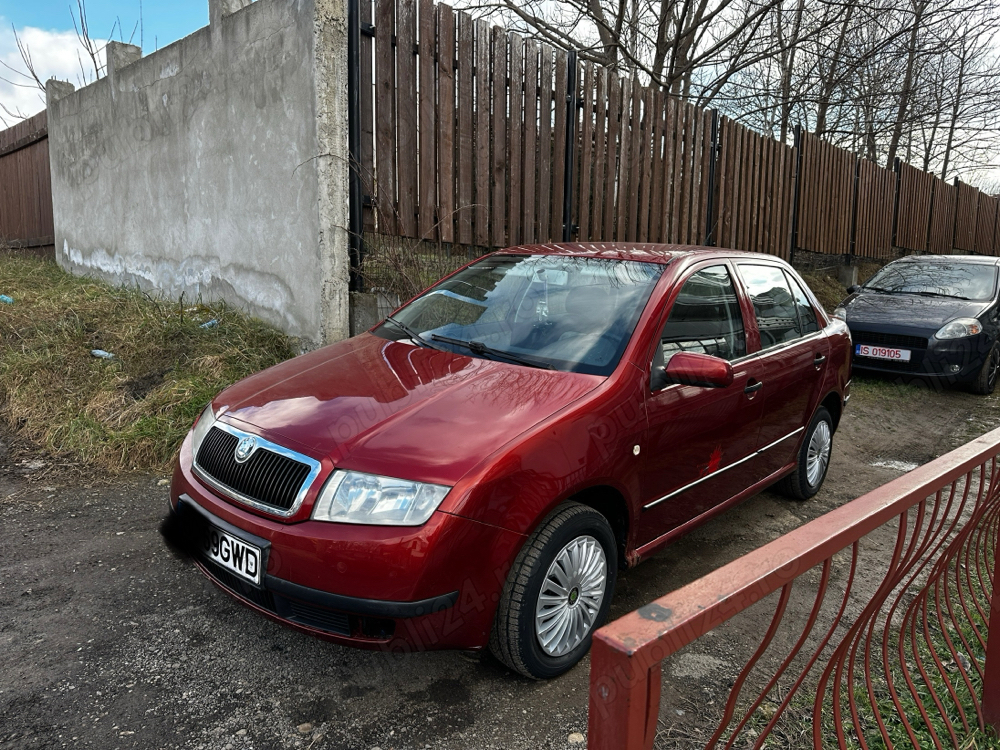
xmin=814 ymin=354 xmax=827 ymax=366
xmin=744 ymin=380 xmax=763 ymax=394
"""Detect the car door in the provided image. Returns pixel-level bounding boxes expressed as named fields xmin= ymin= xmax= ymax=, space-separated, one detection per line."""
xmin=734 ymin=263 xmax=830 ymax=482
xmin=637 ymin=262 xmax=767 ymax=546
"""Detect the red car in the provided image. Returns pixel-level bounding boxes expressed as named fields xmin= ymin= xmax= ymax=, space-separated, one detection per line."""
xmin=166 ymin=244 xmax=850 ymax=678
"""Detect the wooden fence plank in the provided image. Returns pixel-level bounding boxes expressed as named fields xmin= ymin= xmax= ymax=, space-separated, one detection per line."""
xmin=455 ymin=10 xmax=474 ymax=245
xmin=538 ymin=45 xmax=553 ymax=242
xmin=522 ymin=39 xmax=539 ymax=244
xmin=508 ymin=33 xmax=523 ymax=245
xmin=437 ymin=3 xmax=456 ymax=243
xmin=418 ymin=0 xmax=436 ymax=239
xmin=396 ymin=0 xmax=418 ymax=237
xmin=360 ymin=0 xmax=375 ymax=231
xmin=578 ymin=61 xmax=595 ymax=241
xmin=491 ymin=26 xmax=507 ymax=248
xmin=603 ymin=75 xmax=621 ymax=241
xmin=615 ymin=78 xmax=633 ymax=241
xmin=474 ymin=18 xmax=491 ymax=246
xmin=648 ymin=90 xmax=665 ymax=243
xmin=374 ymin=0 xmax=397 ymax=233
xmin=625 ymin=83 xmax=643 ymax=241
xmin=591 ymin=68 xmax=608 ymax=241
xmin=551 ymin=49 xmax=568 ymax=242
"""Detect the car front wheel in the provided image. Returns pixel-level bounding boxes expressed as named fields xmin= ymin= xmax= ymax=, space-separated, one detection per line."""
xmin=489 ymin=502 xmax=617 ymax=679
xmin=779 ymin=406 xmax=833 ymax=500
xmin=970 ymin=342 xmax=1000 ymax=395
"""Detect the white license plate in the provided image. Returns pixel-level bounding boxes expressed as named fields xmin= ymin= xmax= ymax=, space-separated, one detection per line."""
xmin=202 ymin=525 xmax=262 ymax=585
xmin=855 ymin=344 xmax=911 ymax=362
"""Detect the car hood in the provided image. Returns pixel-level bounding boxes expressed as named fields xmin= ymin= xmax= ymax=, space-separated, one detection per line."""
xmin=214 ymin=333 xmax=603 ymax=486
xmin=844 ymin=292 xmax=988 ymax=332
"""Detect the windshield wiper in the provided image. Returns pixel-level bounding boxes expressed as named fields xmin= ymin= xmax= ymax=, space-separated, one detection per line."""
xmin=384 ymin=316 xmax=442 ymax=350
xmin=863 ymin=286 xmax=894 ymax=294
xmin=430 ymin=334 xmax=555 ymax=370
xmin=913 ymin=291 xmax=971 ymax=300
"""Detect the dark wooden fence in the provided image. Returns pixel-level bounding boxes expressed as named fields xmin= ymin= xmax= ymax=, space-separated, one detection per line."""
xmin=351 ymin=0 xmax=1000 ymax=287
xmin=0 ymin=111 xmax=53 ymax=258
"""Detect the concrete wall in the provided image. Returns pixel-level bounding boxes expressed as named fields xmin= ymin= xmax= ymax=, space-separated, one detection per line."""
xmin=46 ymin=0 xmax=350 ymax=346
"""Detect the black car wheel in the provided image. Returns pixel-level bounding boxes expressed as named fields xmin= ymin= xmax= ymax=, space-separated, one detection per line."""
xmin=779 ymin=406 xmax=833 ymax=501
xmin=489 ymin=502 xmax=617 ymax=679
xmin=971 ymin=342 xmax=1000 ymax=395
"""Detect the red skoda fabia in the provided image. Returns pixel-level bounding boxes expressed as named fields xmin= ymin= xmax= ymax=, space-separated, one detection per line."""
xmin=167 ymin=244 xmax=851 ymax=678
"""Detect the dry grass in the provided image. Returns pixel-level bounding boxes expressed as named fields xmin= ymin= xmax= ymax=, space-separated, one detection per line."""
xmin=0 ymin=252 xmax=295 ymax=473
xmin=800 ymin=272 xmax=849 ymax=314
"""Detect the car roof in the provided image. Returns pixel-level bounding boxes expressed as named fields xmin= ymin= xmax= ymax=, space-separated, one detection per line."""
xmin=497 ymin=243 xmax=776 ymax=266
xmin=891 ymin=254 xmax=1000 ymax=266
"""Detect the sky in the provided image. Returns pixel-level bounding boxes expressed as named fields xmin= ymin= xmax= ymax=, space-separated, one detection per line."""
xmin=0 ymin=0 xmax=207 ymax=121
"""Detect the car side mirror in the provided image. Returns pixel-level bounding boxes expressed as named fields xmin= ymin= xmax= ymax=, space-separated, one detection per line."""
xmin=847 ymin=285 xmax=860 ymax=294
xmin=659 ymin=352 xmax=734 ymax=389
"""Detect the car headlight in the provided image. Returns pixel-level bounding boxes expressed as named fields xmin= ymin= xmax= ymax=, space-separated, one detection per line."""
xmin=935 ymin=318 xmax=983 ymax=339
xmin=832 ymin=306 xmax=847 ymax=321
xmin=312 ymin=470 xmax=450 ymax=526
xmin=189 ymin=403 xmax=217 ymax=459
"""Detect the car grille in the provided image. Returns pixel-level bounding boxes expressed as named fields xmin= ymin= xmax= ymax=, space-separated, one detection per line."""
xmin=196 ymin=427 xmax=312 ymax=513
xmin=851 ymin=330 xmax=929 ymax=350
xmin=282 ymin=599 xmax=352 ymax=635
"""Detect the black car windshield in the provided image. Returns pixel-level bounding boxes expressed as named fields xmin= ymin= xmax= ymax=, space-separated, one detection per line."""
xmin=863 ymin=261 xmax=998 ymax=301
xmin=374 ymin=254 xmax=665 ymax=375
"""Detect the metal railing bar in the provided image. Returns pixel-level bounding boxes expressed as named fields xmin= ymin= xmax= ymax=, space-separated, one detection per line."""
xmin=916 ymin=582 xmax=968 ymax=742
xmin=711 ymin=581 xmax=795 ymax=749
xmin=594 ymin=427 xmax=1000 ymax=668
xmin=742 ymin=558 xmax=833 ymax=750
xmin=933 ymin=568 xmax=982 ymax=730
xmin=901 ymin=577 xmax=952 ymax=749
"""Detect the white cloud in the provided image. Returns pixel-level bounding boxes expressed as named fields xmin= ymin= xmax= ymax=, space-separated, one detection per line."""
xmin=0 ymin=18 xmax=106 ymax=124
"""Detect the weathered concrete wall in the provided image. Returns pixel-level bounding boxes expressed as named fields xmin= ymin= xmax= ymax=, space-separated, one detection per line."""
xmin=47 ymin=0 xmax=349 ymax=346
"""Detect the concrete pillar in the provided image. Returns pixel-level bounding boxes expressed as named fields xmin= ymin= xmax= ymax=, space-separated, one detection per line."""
xmin=106 ymin=41 xmax=141 ymax=76
xmin=106 ymin=41 xmax=141 ymax=98
xmin=838 ymin=264 xmax=859 ymax=288
xmin=313 ymin=0 xmax=352 ymax=343
xmin=210 ymin=0 xmax=254 ymax=43
xmin=45 ymin=79 xmax=75 ymax=105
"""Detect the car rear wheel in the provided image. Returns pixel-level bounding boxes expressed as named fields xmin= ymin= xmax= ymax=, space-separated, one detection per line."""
xmin=970 ymin=343 xmax=1000 ymax=395
xmin=779 ymin=406 xmax=833 ymax=501
xmin=489 ymin=502 xmax=617 ymax=679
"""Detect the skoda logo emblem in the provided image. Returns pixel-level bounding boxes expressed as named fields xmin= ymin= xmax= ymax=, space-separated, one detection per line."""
xmin=234 ymin=436 xmax=257 ymax=463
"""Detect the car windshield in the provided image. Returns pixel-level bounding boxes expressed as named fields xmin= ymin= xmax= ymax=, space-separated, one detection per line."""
xmin=863 ymin=261 xmax=997 ymax=301
xmin=374 ymin=254 xmax=665 ymax=375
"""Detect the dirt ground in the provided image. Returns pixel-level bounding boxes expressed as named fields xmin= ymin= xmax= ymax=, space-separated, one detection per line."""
xmin=2 ymin=376 xmax=998 ymax=750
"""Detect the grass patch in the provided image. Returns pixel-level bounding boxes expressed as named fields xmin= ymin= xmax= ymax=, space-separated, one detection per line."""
xmin=0 ymin=252 xmax=295 ymax=473
xmin=801 ymin=272 xmax=850 ymax=315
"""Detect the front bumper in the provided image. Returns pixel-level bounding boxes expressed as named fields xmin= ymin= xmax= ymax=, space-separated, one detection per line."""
xmin=168 ymin=437 xmax=526 ymax=651
xmin=851 ymin=329 xmax=992 ymax=384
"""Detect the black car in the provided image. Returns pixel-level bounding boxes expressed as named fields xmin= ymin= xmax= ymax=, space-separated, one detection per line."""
xmin=835 ymin=255 xmax=1000 ymax=394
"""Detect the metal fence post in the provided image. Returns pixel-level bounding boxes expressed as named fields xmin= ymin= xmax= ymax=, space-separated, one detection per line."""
xmin=789 ymin=124 xmax=803 ymax=261
xmin=705 ymin=109 xmax=720 ymax=247
xmin=588 ymin=636 xmax=661 ymax=750
xmin=562 ymin=50 xmax=578 ymax=243
xmin=982 ymin=520 xmax=1000 ymax=728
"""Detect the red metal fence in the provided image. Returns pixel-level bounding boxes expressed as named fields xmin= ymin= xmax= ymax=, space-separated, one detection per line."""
xmin=0 ymin=111 xmax=53 ymax=257
xmin=588 ymin=425 xmax=1000 ymax=749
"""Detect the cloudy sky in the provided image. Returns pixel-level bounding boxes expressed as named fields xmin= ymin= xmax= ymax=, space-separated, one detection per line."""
xmin=0 ymin=0 xmax=206 ymax=121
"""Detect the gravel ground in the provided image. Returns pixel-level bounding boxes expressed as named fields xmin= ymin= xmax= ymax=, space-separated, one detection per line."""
xmin=1 ymin=378 xmax=997 ymax=750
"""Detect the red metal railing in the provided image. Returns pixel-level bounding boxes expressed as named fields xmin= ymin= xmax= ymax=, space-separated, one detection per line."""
xmin=589 ymin=425 xmax=1000 ymax=749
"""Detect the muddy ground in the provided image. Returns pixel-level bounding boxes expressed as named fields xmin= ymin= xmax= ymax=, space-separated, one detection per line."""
xmin=2 ymin=377 xmax=998 ymax=750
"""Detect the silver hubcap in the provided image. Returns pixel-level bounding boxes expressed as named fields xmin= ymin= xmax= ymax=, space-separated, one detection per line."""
xmin=535 ymin=535 xmax=607 ymax=657
xmin=806 ymin=420 xmax=832 ymax=488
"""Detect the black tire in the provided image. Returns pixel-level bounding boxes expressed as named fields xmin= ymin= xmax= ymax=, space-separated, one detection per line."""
xmin=489 ymin=502 xmax=617 ymax=679
xmin=779 ymin=406 xmax=833 ymax=501
xmin=970 ymin=342 xmax=1000 ymax=395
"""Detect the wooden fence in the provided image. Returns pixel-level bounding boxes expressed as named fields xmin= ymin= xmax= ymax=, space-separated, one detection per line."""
xmin=0 ymin=111 xmax=53 ymax=257
xmin=352 ymin=0 xmax=1000 ymax=286
xmin=352 ymin=0 xmax=1000 ymax=281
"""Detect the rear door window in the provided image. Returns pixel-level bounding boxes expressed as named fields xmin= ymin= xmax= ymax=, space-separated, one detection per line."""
xmin=785 ymin=272 xmax=820 ymax=335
